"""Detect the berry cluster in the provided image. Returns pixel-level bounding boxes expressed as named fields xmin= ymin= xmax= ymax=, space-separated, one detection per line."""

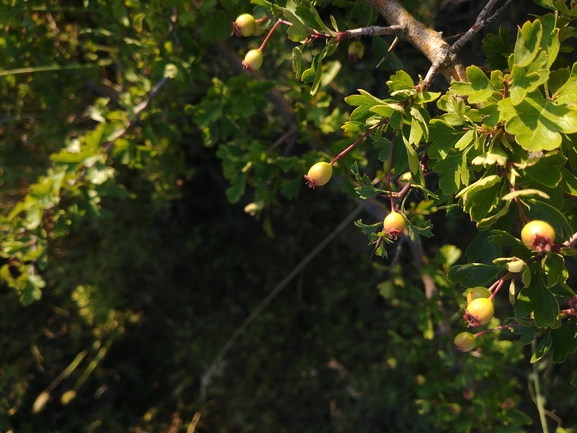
xmin=233 ymin=12 xmax=365 ymax=73
xmin=454 ymin=220 xmax=557 ymax=353
xmin=232 ymin=13 xmax=268 ymax=72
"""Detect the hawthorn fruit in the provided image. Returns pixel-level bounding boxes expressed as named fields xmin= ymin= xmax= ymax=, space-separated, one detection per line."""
xmin=242 ymin=49 xmax=264 ymax=72
xmin=348 ymin=41 xmax=365 ymax=62
xmin=305 ymin=162 xmax=333 ymax=188
xmin=233 ymin=13 xmax=256 ymax=37
xmin=464 ymin=297 xmax=494 ymax=326
xmin=521 ymin=220 xmax=555 ymax=252
xmin=383 ymin=211 xmax=405 ymax=239
xmin=466 ymin=286 xmax=491 ymax=304
xmin=454 ymin=331 xmax=476 ymax=352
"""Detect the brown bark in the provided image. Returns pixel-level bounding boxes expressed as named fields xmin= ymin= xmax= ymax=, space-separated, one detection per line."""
xmin=365 ymin=0 xmax=467 ymax=84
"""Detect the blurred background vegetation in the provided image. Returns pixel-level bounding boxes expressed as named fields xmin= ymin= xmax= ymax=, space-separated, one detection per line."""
xmin=1 ymin=0 xmax=577 ymax=432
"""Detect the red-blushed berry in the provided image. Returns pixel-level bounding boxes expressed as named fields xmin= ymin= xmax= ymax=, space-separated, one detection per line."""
xmin=233 ymin=14 xmax=256 ymax=37
xmin=242 ymin=49 xmax=263 ymax=72
xmin=466 ymin=286 xmax=491 ymax=304
xmin=385 ymin=358 xmax=397 ymax=370
xmin=383 ymin=211 xmax=405 ymax=240
xmin=304 ymin=162 xmax=333 ymax=188
xmin=454 ymin=331 xmax=476 ymax=352
xmin=464 ymin=297 xmax=494 ymax=326
xmin=347 ymin=41 xmax=365 ymax=62
xmin=448 ymin=404 xmax=461 ymax=415
xmin=569 ymin=297 xmax=577 ymax=317
xmin=520 ymin=220 xmax=555 ymax=252
xmin=414 ymin=375 xmax=426 ymax=385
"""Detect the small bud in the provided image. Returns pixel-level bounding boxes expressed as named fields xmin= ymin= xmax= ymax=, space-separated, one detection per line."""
xmin=506 ymin=258 xmax=527 ymax=273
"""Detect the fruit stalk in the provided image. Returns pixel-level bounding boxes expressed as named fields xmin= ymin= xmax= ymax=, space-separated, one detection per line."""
xmin=258 ymin=18 xmax=291 ymax=52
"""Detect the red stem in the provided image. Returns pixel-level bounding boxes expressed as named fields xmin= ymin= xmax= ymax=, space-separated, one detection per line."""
xmin=488 ymin=271 xmax=513 ymax=301
xmin=330 ymin=121 xmax=385 ymax=166
xmin=475 ymin=323 xmax=520 ymax=338
xmin=259 ymin=19 xmax=291 ymax=52
xmin=256 ymin=14 xmax=273 ymax=24
xmin=387 ymin=131 xmax=396 ymax=210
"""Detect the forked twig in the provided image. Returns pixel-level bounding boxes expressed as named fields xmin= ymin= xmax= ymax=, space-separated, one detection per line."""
xmin=450 ymin=0 xmax=513 ymax=54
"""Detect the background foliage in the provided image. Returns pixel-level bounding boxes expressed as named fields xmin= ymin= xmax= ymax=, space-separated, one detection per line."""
xmin=1 ymin=0 xmax=577 ymax=432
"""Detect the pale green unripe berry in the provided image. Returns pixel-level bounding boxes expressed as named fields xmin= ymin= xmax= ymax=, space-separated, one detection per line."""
xmin=305 ymin=162 xmax=333 ymax=188
xmin=234 ymin=14 xmax=256 ymax=37
xmin=454 ymin=332 xmax=476 ymax=352
xmin=242 ymin=49 xmax=263 ymax=72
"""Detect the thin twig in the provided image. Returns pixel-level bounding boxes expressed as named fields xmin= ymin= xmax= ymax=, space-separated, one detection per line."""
xmin=268 ymin=126 xmax=297 ymax=153
xmin=199 ymin=205 xmax=364 ymax=402
xmin=450 ymin=0 xmax=513 ymax=54
xmin=103 ymin=76 xmax=170 ymax=150
xmin=337 ymin=25 xmax=404 ymax=40
xmin=563 ymin=232 xmax=577 ymax=248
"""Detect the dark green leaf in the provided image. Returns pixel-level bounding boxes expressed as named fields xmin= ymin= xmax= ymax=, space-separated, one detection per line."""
xmin=530 ymin=332 xmax=553 ymax=362
xmin=515 ymin=276 xmax=559 ymax=328
xmin=466 ymin=230 xmax=501 ymax=264
xmin=482 ymin=26 xmax=511 ymax=70
xmin=488 ymin=230 xmax=524 ymax=247
xmin=550 ymin=322 xmax=577 ymax=363
xmin=448 ymin=263 xmax=503 ymax=287
xmin=543 ymin=253 xmax=566 ymax=288
xmin=226 ymin=173 xmax=246 ymax=203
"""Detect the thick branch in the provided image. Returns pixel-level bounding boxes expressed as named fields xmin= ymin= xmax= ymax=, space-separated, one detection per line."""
xmin=365 ymin=0 xmax=466 ymax=84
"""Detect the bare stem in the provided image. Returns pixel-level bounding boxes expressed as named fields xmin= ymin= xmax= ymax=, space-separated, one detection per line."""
xmin=199 ymin=205 xmax=364 ymax=402
xmin=330 ymin=121 xmax=386 ymax=166
xmin=488 ymin=273 xmax=510 ymax=300
xmin=259 ymin=19 xmax=291 ymax=52
xmin=451 ymin=0 xmax=513 ymax=54
xmin=475 ymin=323 xmax=519 ymax=338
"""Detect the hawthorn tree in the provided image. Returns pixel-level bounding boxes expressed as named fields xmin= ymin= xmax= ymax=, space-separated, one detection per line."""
xmin=2 ymin=0 xmax=577 ymax=431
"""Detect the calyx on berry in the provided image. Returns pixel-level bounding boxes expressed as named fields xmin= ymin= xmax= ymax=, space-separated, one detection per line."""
xmin=466 ymin=286 xmax=491 ymax=304
xmin=383 ymin=211 xmax=405 ymax=240
xmin=454 ymin=331 xmax=476 ymax=352
xmin=233 ymin=13 xmax=256 ymax=37
xmin=464 ymin=297 xmax=494 ymax=326
xmin=305 ymin=162 xmax=333 ymax=188
xmin=242 ymin=49 xmax=264 ymax=72
xmin=521 ymin=220 xmax=555 ymax=252
xmin=348 ymin=41 xmax=365 ymax=62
